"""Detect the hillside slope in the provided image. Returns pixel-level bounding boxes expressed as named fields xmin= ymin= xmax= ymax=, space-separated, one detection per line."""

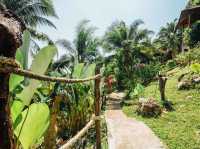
xmin=123 ymin=67 xmax=200 ymax=149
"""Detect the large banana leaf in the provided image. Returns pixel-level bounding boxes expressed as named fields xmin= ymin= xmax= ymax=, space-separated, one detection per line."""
xmin=72 ymin=63 xmax=96 ymax=78
xmin=11 ymin=45 xmax=57 ymax=122
xmin=14 ymin=103 xmax=50 ymax=149
xmin=82 ymin=63 xmax=96 ymax=78
xmin=18 ymin=30 xmax=31 ymax=69
xmin=9 ymin=31 xmax=31 ymax=92
xmin=9 ymin=50 xmax=24 ymax=92
xmin=17 ymin=45 xmax=57 ymax=106
xmin=72 ymin=63 xmax=84 ymax=78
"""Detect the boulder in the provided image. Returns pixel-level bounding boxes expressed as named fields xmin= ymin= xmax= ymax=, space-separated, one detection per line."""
xmin=177 ymin=81 xmax=192 ymax=90
xmin=192 ymin=77 xmax=200 ymax=84
xmin=137 ymin=98 xmax=162 ymax=117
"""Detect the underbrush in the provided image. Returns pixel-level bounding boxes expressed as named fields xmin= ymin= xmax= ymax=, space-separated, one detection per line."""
xmin=123 ymin=67 xmax=200 ymax=149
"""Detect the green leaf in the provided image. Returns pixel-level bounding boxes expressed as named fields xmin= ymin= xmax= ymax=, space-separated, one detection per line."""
xmin=14 ymin=103 xmax=50 ymax=149
xmin=190 ymin=63 xmax=200 ymax=74
xmin=9 ymin=75 xmax=24 ymax=92
xmin=133 ymin=83 xmax=144 ymax=96
xmin=17 ymin=45 xmax=57 ymax=106
xmin=82 ymin=63 xmax=96 ymax=78
xmin=16 ymin=49 xmax=24 ymax=67
xmin=9 ymin=52 xmax=24 ymax=92
xmin=11 ymin=100 xmax=24 ymax=124
xmin=18 ymin=30 xmax=31 ymax=69
xmin=72 ymin=63 xmax=84 ymax=78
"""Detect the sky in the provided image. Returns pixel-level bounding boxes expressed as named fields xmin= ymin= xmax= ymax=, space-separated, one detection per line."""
xmin=39 ymin=0 xmax=188 ymax=43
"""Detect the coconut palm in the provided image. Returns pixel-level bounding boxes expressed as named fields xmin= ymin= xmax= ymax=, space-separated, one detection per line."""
xmin=103 ymin=19 xmax=154 ymax=89
xmin=0 ymin=0 xmax=57 ymax=44
xmin=74 ymin=20 xmax=100 ymax=62
xmin=154 ymin=20 xmax=182 ymax=58
xmin=104 ymin=20 xmax=153 ymax=50
xmin=0 ymin=0 xmax=57 ymax=29
xmin=55 ymin=20 xmax=100 ymax=64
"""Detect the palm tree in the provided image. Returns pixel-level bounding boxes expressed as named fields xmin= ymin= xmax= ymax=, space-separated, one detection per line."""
xmin=104 ymin=20 xmax=153 ymax=50
xmin=55 ymin=20 xmax=100 ymax=64
xmin=0 ymin=0 xmax=57 ymax=28
xmin=0 ymin=0 xmax=57 ymax=43
xmin=104 ymin=20 xmax=153 ymax=66
xmin=154 ymin=20 xmax=181 ymax=58
xmin=74 ymin=20 xmax=100 ymax=63
xmin=103 ymin=19 xmax=154 ymax=89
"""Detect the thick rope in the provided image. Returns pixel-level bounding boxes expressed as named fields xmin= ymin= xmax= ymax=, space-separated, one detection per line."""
xmin=0 ymin=57 xmax=101 ymax=83
xmin=59 ymin=115 xmax=103 ymax=149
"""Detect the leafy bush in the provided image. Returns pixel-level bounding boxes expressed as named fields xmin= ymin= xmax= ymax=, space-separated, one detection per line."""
xmin=130 ymin=83 xmax=145 ymax=99
xmin=134 ymin=63 xmax=161 ymax=85
xmin=190 ymin=63 xmax=200 ymax=74
xmin=166 ymin=59 xmax=177 ymax=70
xmin=176 ymin=47 xmax=200 ymax=66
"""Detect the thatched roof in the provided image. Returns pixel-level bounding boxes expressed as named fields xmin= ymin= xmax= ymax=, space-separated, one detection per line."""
xmin=177 ymin=6 xmax=200 ymax=28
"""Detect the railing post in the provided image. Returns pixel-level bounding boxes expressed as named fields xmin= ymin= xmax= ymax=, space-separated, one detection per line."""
xmin=0 ymin=9 xmax=25 ymax=149
xmin=94 ymin=65 xmax=101 ymax=149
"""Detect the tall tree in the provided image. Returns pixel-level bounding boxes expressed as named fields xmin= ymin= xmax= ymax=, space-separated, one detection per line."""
xmin=0 ymin=0 xmax=57 ymax=43
xmin=0 ymin=0 xmax=57 ymax=28
xmin=154 ymin=20 xmax=181 ymax=58
xmin=103 ymin=20 xmax=153 ymax=89
xmin=74 ymin=20 xmax=99 ymax=63
xmin=55 ymin=20 xmax=100 ymax=64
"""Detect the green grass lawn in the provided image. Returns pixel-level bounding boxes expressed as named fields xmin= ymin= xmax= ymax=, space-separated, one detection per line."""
xmin=123 ymin=67 xmax=200 ymax=149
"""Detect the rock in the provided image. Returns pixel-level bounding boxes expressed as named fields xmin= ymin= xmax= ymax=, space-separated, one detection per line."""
xmin=177 ymin=81 xmax=192 ymax=90
xmin=186 ymin=96 xmax=193 ymax=100
xmin=137 ymin=98 xmax=162 ymax=117
xmin=193 ymin=77 xmax=200 ymax=84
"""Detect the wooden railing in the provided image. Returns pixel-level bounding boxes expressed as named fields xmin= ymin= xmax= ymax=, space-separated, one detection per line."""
xmin=0 ymin=57 xmax=102 ymax=149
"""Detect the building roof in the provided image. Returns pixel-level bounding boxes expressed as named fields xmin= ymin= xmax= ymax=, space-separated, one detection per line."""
xmin=177 ymin=5 xmax=200 ymax=28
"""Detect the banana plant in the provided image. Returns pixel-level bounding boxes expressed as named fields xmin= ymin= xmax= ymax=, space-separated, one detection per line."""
xmin=9 ymin=36 xmax=57 ymax=149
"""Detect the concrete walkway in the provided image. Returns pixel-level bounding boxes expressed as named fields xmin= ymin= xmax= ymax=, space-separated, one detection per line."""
xmin=105 ymin=92 xmax=165 ymax=149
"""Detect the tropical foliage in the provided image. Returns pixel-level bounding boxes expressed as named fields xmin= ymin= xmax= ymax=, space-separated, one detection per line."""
xmin=8 ymin=31 xmax=99 ymax=148
xmin=0 ymin=0 xmax=57 ymax=29
xmin=103 ymin=20 xmax=154 ymax=90
xmin=154 ymin=20 xmax=182 ymax=58
xmin=4 ymin=0 xmax=200 ymax=148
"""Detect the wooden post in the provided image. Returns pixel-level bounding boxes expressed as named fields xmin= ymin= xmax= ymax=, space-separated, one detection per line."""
xmin=188 ymin=14 xmax=191 ymax=28
xmin=44 ymin=95 xmax=62 ymax=149
xmin=0 ymin=9 xmax=25 ymax=149
xmin=94 ymin=65 xmax=101 ymax=149
xmin=158 ymin=74 xmax=167 ymax=102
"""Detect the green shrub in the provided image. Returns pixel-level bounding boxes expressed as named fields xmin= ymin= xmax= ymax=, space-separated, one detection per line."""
xmin=190 ymin=63 xmax=200 ymax=74
xmin=130 ymin=83 xmax=145 ymax=99
xmin=166 ymin=60 xmax=177 ymax=70
xmin=176 ymin=47 xmax=200 ymax=66
xmin=135 ymin=63 xmax=161 ymax=85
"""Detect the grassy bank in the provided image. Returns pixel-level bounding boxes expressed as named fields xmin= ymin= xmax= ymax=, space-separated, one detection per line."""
xmin=123 ymin=67 xmax=200 ymax=149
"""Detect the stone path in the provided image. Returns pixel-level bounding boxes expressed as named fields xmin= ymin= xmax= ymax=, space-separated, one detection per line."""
xmin=105 ymin=92 xmax=165 ymax=149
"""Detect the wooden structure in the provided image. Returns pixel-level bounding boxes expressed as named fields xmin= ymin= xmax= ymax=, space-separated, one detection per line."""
xmin=0 ymin=9 xmax=25 ymax=149
xmin=177 ymin=6 xmax=200 ymax=52
xmin=177 ymin=6 xmax=200 ymax=28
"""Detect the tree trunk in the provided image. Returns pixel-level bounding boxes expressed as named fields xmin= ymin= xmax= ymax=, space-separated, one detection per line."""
xmin=0 ymin=9 xmax=25 ymax=149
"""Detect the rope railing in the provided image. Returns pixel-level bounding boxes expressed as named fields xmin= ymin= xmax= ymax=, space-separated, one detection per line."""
xmin=0 ymin=56 xmax=103 ymax=149
xmin=59 ymin=114 xmax=104 ymax=149
xmin=59 ymin=115 xmax=95 ymax=149
xmin=0 ymin=57 xmax=102 ymax=83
